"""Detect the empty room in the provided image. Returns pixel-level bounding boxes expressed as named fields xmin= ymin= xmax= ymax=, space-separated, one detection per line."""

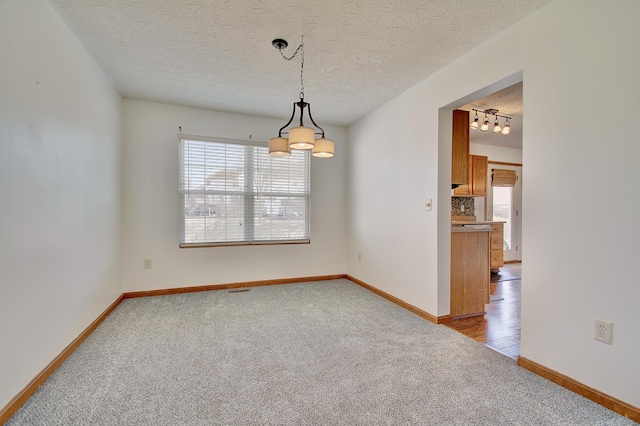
xmin=1 ymin=0 xmax=639 ymax=424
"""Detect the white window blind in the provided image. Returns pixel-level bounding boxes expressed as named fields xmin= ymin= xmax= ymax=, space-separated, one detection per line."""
xmin=179 ymin=135 xmax=310 ymax=247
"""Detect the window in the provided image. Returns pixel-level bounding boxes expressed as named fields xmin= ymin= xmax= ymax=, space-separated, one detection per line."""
xmin=492 ymin=186 xmax=512 ymax=250
xmin=179 ymin=135 xmax=310 ymax=247
xmin=491 ymin=168 xmax=518 ymax=252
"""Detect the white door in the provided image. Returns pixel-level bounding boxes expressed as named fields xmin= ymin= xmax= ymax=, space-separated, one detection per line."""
xmin=487 ymin=165 xmax=522 ymax=262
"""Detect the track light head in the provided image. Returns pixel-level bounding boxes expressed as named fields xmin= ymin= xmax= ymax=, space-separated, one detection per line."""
xmin=480 ymin=114 xmax=490 ymax=132
xmin=493 ymin=117 xmax=502 ymax=133
xmin=470 ymin=111 xmax=479 ymax=129
xmin=502 ymin=119 xmax=511 ymax=135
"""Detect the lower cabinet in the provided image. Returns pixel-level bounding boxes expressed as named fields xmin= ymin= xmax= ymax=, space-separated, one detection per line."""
xmin=451 ymin=230 xmax=490 ymax=318
xmin=490 ymin=223 xmax=504 ymax=272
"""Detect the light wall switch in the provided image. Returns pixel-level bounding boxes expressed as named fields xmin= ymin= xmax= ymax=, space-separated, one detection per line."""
xmin=144 ymin=258 xmax=152 ymax=269
xmin=425 ymin=198 xmax=432 ymax=212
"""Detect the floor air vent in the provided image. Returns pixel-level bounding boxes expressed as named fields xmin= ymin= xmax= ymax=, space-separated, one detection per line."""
xmin=228 ymin=288 xmax=250 ymax=293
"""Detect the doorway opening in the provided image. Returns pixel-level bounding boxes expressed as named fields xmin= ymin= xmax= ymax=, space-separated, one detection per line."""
xmin=442 ymin=75 xmax=524 ymax=359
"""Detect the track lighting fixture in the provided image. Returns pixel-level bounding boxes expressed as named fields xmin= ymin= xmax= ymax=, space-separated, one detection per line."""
xmin=269 ymin=37 xmax=334 ymax=158
xmin=470 ymin=108 xmax=512 ymax=136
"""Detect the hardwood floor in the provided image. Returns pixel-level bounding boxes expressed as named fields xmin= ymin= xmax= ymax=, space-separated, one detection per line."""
xmin=444 ymin=262 xmax=522 ymax=359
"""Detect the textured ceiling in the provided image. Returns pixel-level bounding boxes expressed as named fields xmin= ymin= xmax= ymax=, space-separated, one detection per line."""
xmin=48 ymin=0 xmax=549 ymax=127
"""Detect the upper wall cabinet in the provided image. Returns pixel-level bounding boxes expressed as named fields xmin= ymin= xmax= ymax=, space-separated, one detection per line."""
xmin=454 ymin=155 xmax=488 ymax=196
xmin=452 ymin=110 xmax=469 ymax=186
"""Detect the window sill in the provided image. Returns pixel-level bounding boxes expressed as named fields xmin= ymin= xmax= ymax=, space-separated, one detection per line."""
xmin=179 ymin=240 xmax=310 ymax=248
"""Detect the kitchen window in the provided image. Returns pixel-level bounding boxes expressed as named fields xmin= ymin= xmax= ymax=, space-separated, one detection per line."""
xmin=179 ymin=135 xmax=310 ymax=247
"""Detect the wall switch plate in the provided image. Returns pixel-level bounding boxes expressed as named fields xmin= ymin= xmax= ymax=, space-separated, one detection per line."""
xmin=594 ymin=318 xmax=613 ymax=344
xmin=358 ymin=253 xmax=362 ymax=262
xmin=144 ymin=258 xmax=152 ymax=269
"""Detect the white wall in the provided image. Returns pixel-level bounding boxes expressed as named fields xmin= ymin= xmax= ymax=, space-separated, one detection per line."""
xmin=470 ymin=143 xmax=522 ymax=164
xmin=0 ymin=0 xmax=122 ymax=410
xmin=121 ymin=100 xmax=347 ymax=291
xmin=347 ymin=89 xmax=438 ymax=314
xmin=348 ymin=0 xmax=640 ymax=407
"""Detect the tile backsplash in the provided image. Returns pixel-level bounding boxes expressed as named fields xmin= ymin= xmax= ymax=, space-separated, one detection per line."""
xmin=451 ymin=196 xmax=475 ymax=216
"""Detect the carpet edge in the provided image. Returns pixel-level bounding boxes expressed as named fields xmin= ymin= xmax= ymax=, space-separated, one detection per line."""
xmin=0 ymin=294 xmax=125 ymax=424
xmin=122 ymin=274 xmax=347 ymax=298
xmin=345 ymin=275 xmax=450 ymax=324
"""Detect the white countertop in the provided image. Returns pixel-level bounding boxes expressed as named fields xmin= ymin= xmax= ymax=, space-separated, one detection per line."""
xmin=451 ymin=223 xmax=494 ymax=233
xmin=452 ymin=220 xmax=505 ymax=225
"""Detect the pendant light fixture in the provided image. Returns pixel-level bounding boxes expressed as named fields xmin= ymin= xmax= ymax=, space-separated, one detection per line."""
xmin=269 ymin=37 xmax=334 ymax=158
xmin=470 ymin=108 xmax=512 ymax=136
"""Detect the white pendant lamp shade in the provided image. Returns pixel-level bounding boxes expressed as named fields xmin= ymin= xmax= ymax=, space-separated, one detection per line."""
xmin=480 ymin=117 xmax=490 ymax=132
xmin=312 ymin=138 xmax=334 ymax=157
xmin=502 ymin=122 xmax=511 ymax=134
xmin=470 ymin=112 xmax=479 ymax=129
xmin=268 ymin=137 xmax=291 ymax=157
xmin=493 ymin=118 xmax=502 ymax=133
xmin=288 ymin=126 xmax=315 ymax=149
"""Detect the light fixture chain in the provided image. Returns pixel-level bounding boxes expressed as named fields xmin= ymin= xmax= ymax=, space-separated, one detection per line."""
xmin=299 ymin=42 xmax=304 ymax=99
xmin=278 ymin=37 xmax=305 ymax=99
xmin=278 ymin=42 xmax=302 ymax=61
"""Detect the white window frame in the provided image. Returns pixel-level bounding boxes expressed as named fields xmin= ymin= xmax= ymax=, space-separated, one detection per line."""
xmin=178 ymin=134 xmax=310 ymax=247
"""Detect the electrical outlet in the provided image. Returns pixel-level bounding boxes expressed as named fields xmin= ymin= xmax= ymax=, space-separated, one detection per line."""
xmin=144 ymin=258 xmax=152 ymax=269
xmin=594 ymin=318 xmax=613 ymax=344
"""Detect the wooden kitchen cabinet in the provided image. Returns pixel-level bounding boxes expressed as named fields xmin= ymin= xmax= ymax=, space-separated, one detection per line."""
xmin=471 ymin=155 xmax=487 ymax=195
xmin=454 ymin=155 xmax=488 ymax=196
xmin=490 ymin=222 xmax=504 ymax=272
xmin=451 ymin=228 xmax=490 ymax=318
xmin=452 ymin=110 xmax=469 ymax=186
